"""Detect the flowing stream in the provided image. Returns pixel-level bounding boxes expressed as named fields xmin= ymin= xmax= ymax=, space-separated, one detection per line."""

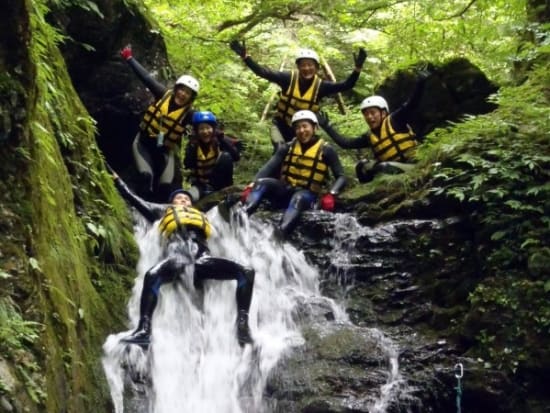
xmin=102 ymin=208 xmax=412 ymax=412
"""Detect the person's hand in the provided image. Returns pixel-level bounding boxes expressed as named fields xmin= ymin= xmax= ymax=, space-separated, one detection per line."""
xmin=120 ymin=44 xmax=133 ymax=61
xmin=316 ymin=111 xmax=330 ymax=129
xmin=319 ymin=193 xmax=336 ymax=212
xmin=240 ymin=183 xmax=254 ymax=203
xmin=229 ymin=40 xmax=247 ymax=59
xmin=224 ymin=135 xmax=247 ymax=153
xmin=234 ymin=139 xmax=247 ymax=153
xmin=353 ymin=47 xmax=367 ymax=68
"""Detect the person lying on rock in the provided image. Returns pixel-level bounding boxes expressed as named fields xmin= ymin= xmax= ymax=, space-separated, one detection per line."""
xmin=238 ymin=110 xmax=347 ymax=240
xmin=120 ymin=44 xmax=198 ymax=202
xmin=229 ymin=40 xmax=367 ymax=151
xmin=111 ymin=170 xmax=255 ymax=347
xmin=317 ymin=68 xmax=432 ymax=183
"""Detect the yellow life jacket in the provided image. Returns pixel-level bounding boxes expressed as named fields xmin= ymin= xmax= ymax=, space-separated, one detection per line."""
xmin=369 ymin=116 xmax=417 ymax=162
xmin=275 ymin=70 xmax=322 ymax=127
xmin=139 ymin=90 xmax=191 ymax=149
xmin=280 ymin=138 xmax=328 ymax=193
xmin=158 ymin=205 xmax=211 ymax=239
xmin=194 ymin=143 xmax=219 ymax=184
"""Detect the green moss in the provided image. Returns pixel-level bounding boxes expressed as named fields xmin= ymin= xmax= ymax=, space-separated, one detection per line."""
xmin=0 ymin=1 xmax=137 ymax=411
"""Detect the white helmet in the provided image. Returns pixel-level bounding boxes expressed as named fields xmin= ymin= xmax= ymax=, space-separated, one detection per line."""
xmin=175 ymin=75 xmax=200 ymax=94
xmin=291 ymin=110 xmax=318 ymax=125
xmin=360 ymin=95 xmax=389 ymax=112
xmin=295 ymin=48 xmax=320 ymax=65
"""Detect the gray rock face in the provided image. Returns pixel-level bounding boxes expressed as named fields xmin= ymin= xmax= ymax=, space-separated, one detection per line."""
xmin=263 ymin=212 xmax=525 ymax=413
xmin=375 ymin=58 xmax=499 ymax=138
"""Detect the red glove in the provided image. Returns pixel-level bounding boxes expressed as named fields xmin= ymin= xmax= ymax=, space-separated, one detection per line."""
xmin=320 ymin=193 xmax=335 ymax=212
xmin=240 ymin=184 xmax=253 ymax=203
xmin=120 ymin=45 xmax=133 ymax=60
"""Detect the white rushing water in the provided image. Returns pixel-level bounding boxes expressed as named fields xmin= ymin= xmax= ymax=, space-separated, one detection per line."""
xmin=102 ymin=208 xmax=410 ymax=413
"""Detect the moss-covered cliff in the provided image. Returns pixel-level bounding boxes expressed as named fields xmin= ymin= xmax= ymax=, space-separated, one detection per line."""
xmin=0 ymin=1 xmax=137 ymax=411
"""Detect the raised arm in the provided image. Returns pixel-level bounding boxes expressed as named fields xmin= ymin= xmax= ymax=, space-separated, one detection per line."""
xmin=229 ymin=40 xmax=290 ymax=88
xmin=120 ymin=45 xmax=168 ymax=99
xmin=317 ymin=112 xmax=370 ymax=149
xmin=318 ymin=48 xmax=366 ymax=97
xmin=112 ymin=174 xmax=165 ymax=223
xmin=218 ymin=134 xmax=241 ymax=162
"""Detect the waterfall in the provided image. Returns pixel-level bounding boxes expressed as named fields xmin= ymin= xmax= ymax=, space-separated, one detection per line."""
xmin=329 ymin=213 xmax=416 ymax=412
xmin=102 ymin=208 xmax=413 ymax=412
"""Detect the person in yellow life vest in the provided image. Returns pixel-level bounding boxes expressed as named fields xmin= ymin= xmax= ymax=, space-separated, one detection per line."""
xmin=229 ymin=41 xmax=367 ymax=150
xmin=120 ymin=45 xmax=199 ymax=202
xmin=111 ymin=172 xmax=255 ymax=347
xmin=183 ymin=111 xmax=240 ymax=201
xmin=240 ymin=110 xmax=347 ymax=239
xmin=317 ymin=68 xmax=431 ymax=183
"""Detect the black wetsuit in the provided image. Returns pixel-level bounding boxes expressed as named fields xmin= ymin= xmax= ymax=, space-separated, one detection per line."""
xmin=114 ymin=177 xmax=254 ymax=335
xmin=126 ymin=57 xmax=196 ymax=201
xmin=321 ymin=78 xmax=428 ymax=182
xmin=244 ymin=135 xmax=347 ymax=237
xmin=243 ymin=57 xmax=360 ymax=142
xmin=183 ymin=133 xmax=241 ymax=199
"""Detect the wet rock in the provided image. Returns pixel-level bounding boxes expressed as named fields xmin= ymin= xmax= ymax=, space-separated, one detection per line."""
xmin=376 ymin=58 xmax=499 ymax=138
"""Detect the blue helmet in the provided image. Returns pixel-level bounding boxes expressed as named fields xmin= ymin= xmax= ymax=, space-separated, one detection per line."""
xmin=192 ymin=111 xmax=217 ymax=127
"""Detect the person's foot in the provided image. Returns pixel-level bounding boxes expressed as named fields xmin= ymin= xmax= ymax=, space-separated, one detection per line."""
xmin=121 ymin=317 xmax=151 ymax=347
xmin=121 ymin=329 xmax=150 ymax=347
xmin=236 ymin=311 xmax=253 ymax=347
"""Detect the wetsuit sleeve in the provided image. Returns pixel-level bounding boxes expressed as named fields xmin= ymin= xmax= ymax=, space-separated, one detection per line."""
xmin=254 ymin=144 xmax=289 ymax=179
xmin=323 ymin=145 xmax=347 ymax=195
xmin=321 ymin=123 xmax=370 ymax=149
xmin=242 ymin=56 xmax=291 ymax=90
xmin=390 ymin=77 xmax=428 ymax=131
xmin=318 ymin=69 xmax=360 ymax=98
xmin=113 ymin=177 xmax=164 ymax=222
xmin=126 ymin=57 xmax=168 ymax=100
xmin=218 ymin=134 xmax=241 ymax=161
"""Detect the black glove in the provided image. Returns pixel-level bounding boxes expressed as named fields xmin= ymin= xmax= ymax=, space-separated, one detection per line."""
xmin=230 ymin=40 xmax=247 ymax=58
xmin=316 ymin=111 xmax=331 ymax=129
xmin=353 ymin=48 xmax=367 ymax=68
xmin=234 ymin=140 xmax=246 ymax=153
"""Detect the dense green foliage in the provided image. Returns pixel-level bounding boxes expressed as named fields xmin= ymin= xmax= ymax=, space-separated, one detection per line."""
xmin=141 ymin=0 xmax=537 ymax=185
xmin=426 ymin=62 xmax=549 ymax=371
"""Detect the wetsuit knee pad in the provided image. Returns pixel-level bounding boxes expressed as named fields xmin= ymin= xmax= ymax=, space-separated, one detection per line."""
xmin=243 ymin=267 xmax=255 ymax=283
xmin=143 ymin=271 xmax=162 ymax=296
xmin=236 ymin=267 xmax=254 ymax=288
